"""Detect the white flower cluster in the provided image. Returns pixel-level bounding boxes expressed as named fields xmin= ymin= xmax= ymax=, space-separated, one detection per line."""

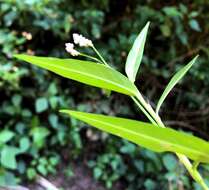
xmin=65 ymin=33 xmax=93 ymax=56
xmin=73 ymin=33 xmax=93 ymax=47
xmin=65 ymin=43 xmax=79 ymax=56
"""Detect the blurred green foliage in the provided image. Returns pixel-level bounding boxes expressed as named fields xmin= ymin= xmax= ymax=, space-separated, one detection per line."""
xmin=1 ymin=0 xmax=209 ymax=189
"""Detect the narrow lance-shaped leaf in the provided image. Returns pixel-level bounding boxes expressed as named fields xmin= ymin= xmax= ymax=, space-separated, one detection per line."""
xmin=60 ymin=110 xmax=209 ymax=164
xmin=125 ymin=22 xmax=150 ymax=83
xmin=14 ymin=54 xmax=138 ymax=96
xmin=156 ymin=56 xmax=198 ymax=114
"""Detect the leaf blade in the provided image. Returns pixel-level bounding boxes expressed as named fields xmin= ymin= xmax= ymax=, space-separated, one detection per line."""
xmin=14 ymin=54 xmax=138 ymax=96
xmin=156 ymin=56 xmax=198 ymax=114
xmin=61 ymin=110 xmax=209 ymax=164
xmin=125 ymin=22 xmax=150 ymax=83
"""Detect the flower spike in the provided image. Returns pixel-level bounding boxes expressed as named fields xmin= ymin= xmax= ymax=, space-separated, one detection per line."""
xmin=65 ymin=43 xmax=80 ymax=56
xmin=73 ymin=33 xmax=93 ymax=47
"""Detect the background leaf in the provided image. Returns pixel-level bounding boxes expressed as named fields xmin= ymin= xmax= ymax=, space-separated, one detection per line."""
xmin=30 ymin=127 xmax=50 ymax=148
xmin=0 ymin=146 xmax=20 ymax=169
xmin=15 ymin=54 xmax=138 ymax=96
xmin=19 ymin=137 xmax=30 ymax=152
xmin=189 ymin=19 xmax=201 ymax=32
xmin=125 ymin=22 xmax=150 ymax=83
xmin=61 ymin=110 xmax=209 ymax=164
xmin=35 ymin=97 xmax=49 ymax=113
xmin=156 ymin=56 xmax=198 ymax=114
xmin=0 ymin=130 xmax=14 ymax=144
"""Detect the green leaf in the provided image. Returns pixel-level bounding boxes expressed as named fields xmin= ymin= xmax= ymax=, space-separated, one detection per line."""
xmin=189 ymin=19 xmax=201 ymax=32
xmin=19 ymin=137 xmax=30 ymax=152
xmin=12 ymin=94 xmax=22 ymax=107
xmin=163 ymin=154 xmax=177 ymax=171
xmin=30 ymin=127 xmax=50 ymax=148
xmin=0 ymin=130 xmax=14 ymax=144
xmin=37 ymin=164 xmax=47 ymax=176
xmin=48 ymin=114 xmax=58 ymax=128
xmin=60 ymin=110 xmax=209 ymax=164
xmin=14 ymin=54 xmax=138 ymax=96
xmin=144 ymin=179 xmax=156 ymax=190
xmin=93 ymin=167 xmax=102 ymax=179
xmin=0 ymin=146 xmax=19 ymax=169
xmin=156 ymin=56 xmax=198 ymax=114
xmin=125 ymin=22 xmax=150 ymax=83
xmin=162 ymin=7 xmax=182 ymax=18
xmin=35 ymin=97 xmax=48 ymax=113
xmin=1 ymin=171 xmax=17 ymax=186
xmin=27 ymin=168 xmax=37 ymax=180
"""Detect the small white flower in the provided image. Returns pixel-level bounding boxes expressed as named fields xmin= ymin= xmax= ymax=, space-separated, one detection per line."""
xmin=65 ymin=43 xmax=80 ymax=56
xmin=73 ymin=33 xmax=93 ymax=47
xmin=73 ymin=33 xmax=80 ymax=44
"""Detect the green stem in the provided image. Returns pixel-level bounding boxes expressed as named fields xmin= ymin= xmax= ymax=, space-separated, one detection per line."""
xmin=91 ymin=45 xmax=110 ymax=67
xmin=177 ymin=155 xmax=208 ymax=190
xmin=131 ymin=96 xmax=158 ymax=126
xmin=79 ymin=53 xmax=103 ymax=64
xmin=193 ymin=160 xmax=200 ymax=170
xmin=134 ymin=91 xmax=209 ymax=190
xmin=135 ymin=91 xmax=164 ymax=127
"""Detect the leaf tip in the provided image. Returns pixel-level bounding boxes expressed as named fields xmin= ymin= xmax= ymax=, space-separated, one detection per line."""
xmin=59 ymin=109 xmax=70 ymax=114
xmin=145 ymin=21 xmax=150 ymax=28
xmin=194 ymin=54 xmax=199 ymax=61
xmin=13 ymin=54 xmax=21 ymax=59
xmin=59 ymin=109 xmax=78 ymax=116
xmin=13 ymin=54 xmax=28 ymax=61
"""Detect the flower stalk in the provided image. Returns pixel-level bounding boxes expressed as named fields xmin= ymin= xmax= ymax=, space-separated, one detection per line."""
xmin=79 ymin=53 xmax=103 ymax=64
xmin=91 ymin=45 xmax=110 ymax=67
